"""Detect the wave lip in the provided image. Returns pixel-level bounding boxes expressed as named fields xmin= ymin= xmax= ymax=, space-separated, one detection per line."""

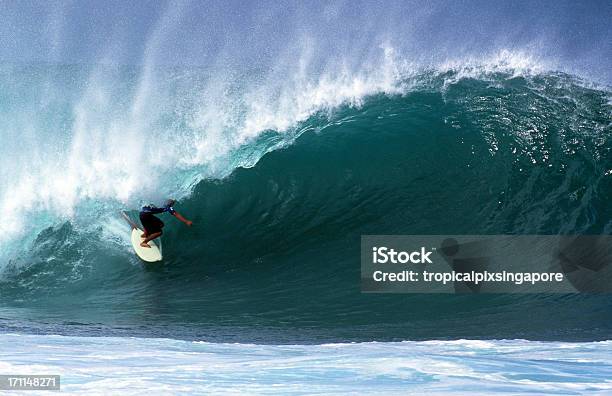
xmin=0 ymin=47 xmax=590 ymax=246
xmin=1 ymin=333 xmax=611 ymax=394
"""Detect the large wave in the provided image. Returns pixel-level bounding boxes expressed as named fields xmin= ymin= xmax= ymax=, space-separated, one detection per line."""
xmin=1 ymin=1 xmax=611 ymax=341
xmin=0 ymin=60 xmax=610 ymax=342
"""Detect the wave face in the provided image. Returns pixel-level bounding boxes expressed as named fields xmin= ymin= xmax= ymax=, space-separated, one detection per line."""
xmin=0 ymin=2 xmax=611 ymax=343
xmin=0 ymin=63 xmax=610 ymax=342
xmin=3 ymin=334 xmax=612 ymax=395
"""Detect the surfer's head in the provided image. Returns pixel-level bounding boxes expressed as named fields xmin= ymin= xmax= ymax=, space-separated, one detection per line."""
xmin=165 ymin=198 xmax=176 ymax=207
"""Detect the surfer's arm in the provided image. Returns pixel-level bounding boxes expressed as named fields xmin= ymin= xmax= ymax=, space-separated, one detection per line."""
xmin=172 ymin=211 xmax=193 ymax=226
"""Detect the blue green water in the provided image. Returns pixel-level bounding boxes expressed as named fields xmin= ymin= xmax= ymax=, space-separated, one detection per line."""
xmin=0 ymin=2 xmax=611 ymax=392
xmin=0 ymin=65 xmax=610 ymax=343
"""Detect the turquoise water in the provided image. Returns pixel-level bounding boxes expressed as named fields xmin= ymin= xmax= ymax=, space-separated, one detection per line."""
xmin=0 ymin=2 xmax=611 ymax=393
xmin=0 ymin=65 xmax=610 ymax=343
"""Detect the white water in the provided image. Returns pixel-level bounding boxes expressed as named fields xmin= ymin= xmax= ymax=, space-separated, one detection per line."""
xmin=0 ymin=47 xmax=557 ymax=270
xmin=1 ymin=333 xmax=611 ymax=395
xmin=0 ymin=47 xmax=407 ymax=245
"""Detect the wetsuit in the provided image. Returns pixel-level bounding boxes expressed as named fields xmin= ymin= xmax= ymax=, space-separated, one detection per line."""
xmin=139 ymin=204 xmax=176 ymax=234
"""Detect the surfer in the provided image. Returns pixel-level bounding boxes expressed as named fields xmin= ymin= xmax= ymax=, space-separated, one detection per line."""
xmin=139 ymin=199 xmax=192 ymax=248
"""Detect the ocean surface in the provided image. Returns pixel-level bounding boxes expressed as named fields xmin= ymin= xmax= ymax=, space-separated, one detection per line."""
xmin=0 ymin=1 xmax=611 ymax=393
xmin=1 ymin=65 xmax=610 ymax=343
xmin=2 ymin=334 xmax=612 ymax=395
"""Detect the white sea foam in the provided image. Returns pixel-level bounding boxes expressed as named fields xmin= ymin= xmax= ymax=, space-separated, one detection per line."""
xmin=0 ymin=333 xmax=610 ymax=395
xmin=0 ymin=50 xmax=398 ymax=240
xmin=0 ymin=42 xmax=577 ymax=269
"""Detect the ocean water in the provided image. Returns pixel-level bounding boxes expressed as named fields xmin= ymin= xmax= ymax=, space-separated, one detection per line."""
xmin=2 ymin=334 xmax=612 ymax=395
xmin=0 ymin=1 xmax=611 ymax=394
xmin=1 ymin=67 xmax=610 ymax=343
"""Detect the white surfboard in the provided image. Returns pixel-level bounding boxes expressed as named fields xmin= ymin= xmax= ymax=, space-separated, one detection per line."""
xmin=122 ymin=211 xmax=163 ymax=262
xmin=130 ymin=228 xmax=163 ymax=262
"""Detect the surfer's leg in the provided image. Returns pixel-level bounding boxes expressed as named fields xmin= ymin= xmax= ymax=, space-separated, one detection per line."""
xmin=139 ymin=214 xmax=162 ymax=240
xmin=140 ymin=231 xmax=162 ymax=248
